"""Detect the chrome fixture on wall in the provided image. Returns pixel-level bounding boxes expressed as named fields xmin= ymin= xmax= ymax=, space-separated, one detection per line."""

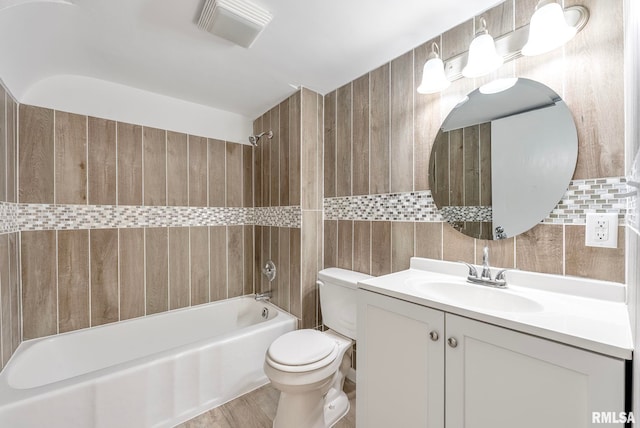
xmin=417 ymin=0 xmax=590 ymax=93
xmin=248 ymin=130 xmax=273 ymax=146
xmin=262 ymin=260 xmax=276 ymax=282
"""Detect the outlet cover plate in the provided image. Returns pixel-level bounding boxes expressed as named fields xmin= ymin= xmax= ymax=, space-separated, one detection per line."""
xmin=585 ymin=213 xmax=618 ymax=248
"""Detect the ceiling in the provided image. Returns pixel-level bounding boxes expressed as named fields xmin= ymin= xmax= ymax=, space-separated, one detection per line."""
xmin=0 ymin=0 xmax=503 ymax=120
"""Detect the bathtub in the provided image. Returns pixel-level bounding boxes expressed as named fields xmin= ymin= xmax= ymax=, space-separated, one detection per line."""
xmin=0 ymin=296 xmax=296 ymax=427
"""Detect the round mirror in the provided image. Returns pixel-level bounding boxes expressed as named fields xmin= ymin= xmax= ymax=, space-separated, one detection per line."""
xmin=429 ymin=78 xmax=577 ymax=240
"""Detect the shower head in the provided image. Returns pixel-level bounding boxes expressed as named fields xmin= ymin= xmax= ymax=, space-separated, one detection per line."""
xmin=249 ymin=130 xmax=273 ymax=146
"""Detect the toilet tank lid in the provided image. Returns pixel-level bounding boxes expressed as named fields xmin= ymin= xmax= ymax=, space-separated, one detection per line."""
xmin=318 ymin=268 xmax=373 ymax=290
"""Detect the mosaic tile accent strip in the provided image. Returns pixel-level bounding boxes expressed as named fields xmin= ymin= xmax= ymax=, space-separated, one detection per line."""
xmin=543 ymin=177 xmax=630 ymax=225
xmin=324 ymin=191 xmax=443 ymax=222
xmin=254 ymin=206 xmax=301 ymax=228
xmin=627 ymin=182 xmax=638 ymax=231
xmin=440 ymin=206 xmax=492 ymax=223
xmin=324 ymin=177 xmax=631 ymax=225
xmin=17 ymin=204 xmax=255 ymax=231
xmin=5 ymin=178 xmax=633 ymax=231
xmin=0 ymin=202 xmax=19 ymax=234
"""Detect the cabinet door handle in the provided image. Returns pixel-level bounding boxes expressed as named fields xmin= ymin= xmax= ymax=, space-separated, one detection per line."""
xmin=447 ymin=337 xmax=458 ymax=348
xmin=429 ymin=331 xmax=439 ymax=341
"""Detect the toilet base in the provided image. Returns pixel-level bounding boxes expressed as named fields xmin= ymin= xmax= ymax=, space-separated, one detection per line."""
xmin=272 ymin=386 xmax=350 ymax=428
xmin=324 ymin=387 xmax=350 ymax=427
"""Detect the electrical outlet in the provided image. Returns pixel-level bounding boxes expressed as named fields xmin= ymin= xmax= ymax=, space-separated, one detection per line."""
xmin=595 ymin=219 xmax=608 ymax=241
xmin=585 ymin=213 xmax=618 ymax=248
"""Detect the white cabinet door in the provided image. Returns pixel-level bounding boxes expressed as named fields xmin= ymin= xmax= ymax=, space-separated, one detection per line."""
xmin=445 ymin=314 xmax=626 ymax=428
xmin=357 ymin=290 xmax=445 ymax=428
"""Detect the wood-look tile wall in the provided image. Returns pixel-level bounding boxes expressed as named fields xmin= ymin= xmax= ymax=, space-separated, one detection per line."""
xmin=19 ymin=106 xmax=253 ymax=208
xmin=430 ymin=124 xmax=492 ymax=239
xmin=21 ymin=226 xmax=253 ymax=339
xmin=0 ymin=83 xmax=21 ymax=370
xmin=253 ymin=89 xmax=323 ymax=329
xmin=324 ymin=0 xmax=626 ymax=283
xmin=19 ymin=104 xmax=254 ymax=340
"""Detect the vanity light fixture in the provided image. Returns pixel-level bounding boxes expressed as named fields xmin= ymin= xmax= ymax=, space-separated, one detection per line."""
xmin=416 ymin=4 xmax=589 ymax=95
xmin=417 ymin=42 xmax=451 ymax=94
xmin=522 ymin=0 xmax=577 ymax=56
xmin=462 ymin=18 xmax=503 ymax=78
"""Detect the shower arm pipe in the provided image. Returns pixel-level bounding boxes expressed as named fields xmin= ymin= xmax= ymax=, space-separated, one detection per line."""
xmin=248 ymin=130 xmax=273 ymax=146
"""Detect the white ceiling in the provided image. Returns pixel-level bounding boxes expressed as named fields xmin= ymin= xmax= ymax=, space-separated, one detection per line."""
xmin=0 ymin=0 xmax=503 ymax=120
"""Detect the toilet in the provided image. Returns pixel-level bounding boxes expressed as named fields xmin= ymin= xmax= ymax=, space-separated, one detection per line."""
xmin=264 ymin=268 xmax=372 ymax=428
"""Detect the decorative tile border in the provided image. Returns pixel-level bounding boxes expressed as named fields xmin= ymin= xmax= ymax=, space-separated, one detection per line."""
xmin=0 ymin=202 xmax=19 ymax=234
xmin=324 ymin=177 xmax=632 ymax=225
xmin=630 ymin=195 xmax=638 ymax=232
xmin=254 ymin=206 xmax=301 ymax=228
xmin=2 ymin=177 xmax=634 ymax=231
xmin=543 ymin=177 xmax=630 ymax=225
xmin=324 ymin=191 xmax=442 ymax=222
xmin=3 ymin=203 xmax=303 ymax=231
xmin=440 ymin=206 xmax=492 ymax=223
xmin=17 ymin=204 xmax=255 ymax=231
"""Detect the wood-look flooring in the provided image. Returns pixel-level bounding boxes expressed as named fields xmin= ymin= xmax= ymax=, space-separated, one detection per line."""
xmin=179 ymin=380 xmax=356 ymax=428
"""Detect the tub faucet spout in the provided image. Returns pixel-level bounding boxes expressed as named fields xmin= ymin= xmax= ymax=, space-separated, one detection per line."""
xmin=255 ymin=291 xmax=272 ymax=302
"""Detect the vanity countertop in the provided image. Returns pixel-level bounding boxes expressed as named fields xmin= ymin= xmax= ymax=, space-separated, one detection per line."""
xmin=358 ymin=257 xmax=633 ymax=360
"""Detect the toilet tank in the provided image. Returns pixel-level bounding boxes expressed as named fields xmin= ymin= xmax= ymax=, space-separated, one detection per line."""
xmin=318 ymin=268 xmax=373 ymax=340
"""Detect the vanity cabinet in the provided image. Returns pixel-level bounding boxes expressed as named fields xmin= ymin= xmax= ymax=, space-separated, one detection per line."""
xmin=356 ymin=289 xmax=627 ymax=428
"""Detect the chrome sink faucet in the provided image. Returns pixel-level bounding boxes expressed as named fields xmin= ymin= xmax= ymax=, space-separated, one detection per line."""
xmin=462 ymin=246 xmax=508 ymax=288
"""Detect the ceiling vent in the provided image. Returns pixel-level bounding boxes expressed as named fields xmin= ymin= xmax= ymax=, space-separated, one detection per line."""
xmin=197 ymin=0 xmax=272 ymax=48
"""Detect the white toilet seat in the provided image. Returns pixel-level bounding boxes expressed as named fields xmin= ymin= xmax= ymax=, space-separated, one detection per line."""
xmin=266 ymin=330 xmax=340 ymax=373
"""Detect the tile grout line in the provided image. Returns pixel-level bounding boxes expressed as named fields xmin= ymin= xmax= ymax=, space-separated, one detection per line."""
xmin=165 ymin=131 xmax=170 ymax=311
xmin=562 ymin=224 xmax=566 ymax=276
xmin=350 ymin=84 xmax=355 ymax=271
xmin=186 ymin=135 xmax=191 ymax=305
xmin=16 ymin=100 xmax=22 ymax=343
xmin=412 ymin=49 xmax=415 ymax=194
xmin=0 ymin=238 xmax=4 ymax=366
xmin=207 ymin=138 xmax=211 ymax=302
xmin=85 ymin=116 xmax=91 ymax=327
xmin=3 ymin=91 xmax=6 ymax=206
xmin=55 ymin=230 xmax=59 ymax=334
xmin=207 ymin=225 xmax=211 ymax=303
xmin=117 ymin=229 xmax=121 ymax=321
xmin=85 ymin=115 xmax=89 ymax=206
xmin=142 ymin=127 xmax=146 ymax=315
xmin=115 ymin=121 xmax=119 ymax=206
xmin=53 ymin=110 xmax=56 ymax=207
xmin=53 ymin=109 xmax=60 ymax=335
xmin=141 ymin=126 xmax=145 ymax=206
xmin=115 ymin=122 xmax=121 ymax=321
xmin=0 ymin=90 xmax=6 ymax=365
xmin=88 ymin=229 xmax=92 ymax=327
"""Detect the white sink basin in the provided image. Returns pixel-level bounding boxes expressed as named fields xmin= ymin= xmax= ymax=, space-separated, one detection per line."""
xmin=408 ymin=279 xmax=544 ymax=313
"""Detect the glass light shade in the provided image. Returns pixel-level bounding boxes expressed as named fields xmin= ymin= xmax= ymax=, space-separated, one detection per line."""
xmin=479 ymin=77 xmax=519 ymax=94
xmin=417 ymin=57 xmax=450 ymax=94
xmin=522 ymin=2 xmax=576 ymax=56
xmin=462 ymin=33 xmax=503 ymax=78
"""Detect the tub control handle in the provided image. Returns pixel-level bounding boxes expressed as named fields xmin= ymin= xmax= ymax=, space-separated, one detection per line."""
xmin=429 ymin=331 xmax=439 ymax=341
xmin=447 ymin=337 xmax=458 ymax=348
xmin=262 ymin=260 xmax=276 ymax=282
